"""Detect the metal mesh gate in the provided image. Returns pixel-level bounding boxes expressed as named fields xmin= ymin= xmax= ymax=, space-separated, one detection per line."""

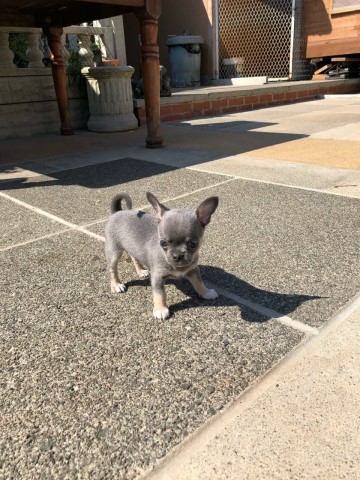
xmin=218 ymin=0 xmax=309 ymax=80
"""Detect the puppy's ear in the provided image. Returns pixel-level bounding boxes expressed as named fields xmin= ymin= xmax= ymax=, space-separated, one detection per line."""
xmin=196 ymin=196 xmax=219 ymax=227
xmin=146 ymin=192 xmax=169 ymax=220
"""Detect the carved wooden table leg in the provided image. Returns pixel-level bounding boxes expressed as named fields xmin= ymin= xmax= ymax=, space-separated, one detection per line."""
xmin=138 ymin=6 xmax=163 ymax=148
xmin=43 ymin=25 xmax=73 ymax=135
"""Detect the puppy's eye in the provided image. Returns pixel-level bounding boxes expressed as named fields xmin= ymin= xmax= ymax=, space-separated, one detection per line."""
xmin=160 ymin=240 xmax=169 ymax=249
xmin=187 ymin=239 xmax=198 ymax=249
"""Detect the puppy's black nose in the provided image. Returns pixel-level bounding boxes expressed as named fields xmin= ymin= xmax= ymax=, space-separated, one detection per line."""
xmin=172 ymin=252 xmax=184 ymax=262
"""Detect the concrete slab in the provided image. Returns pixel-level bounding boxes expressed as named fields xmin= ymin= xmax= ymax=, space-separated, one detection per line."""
xmin=321 ymin=93 xmax=360 ymax=103
xmin=84 ymin=219 xmax=111 ymax=237
xmin=187 ymin=155 xmax=360 ymax=197
xmin=174 ymin=96 xmax=360 ymax=140
xmin=274 ymin=109 xmax=360 ymax=125
xmin=264 ymin=97 xmax=359 ymax=112
xmin=159 ymin=126 xmax=307 ymax=158
xmin=1 ymin=158 xmax=226 ymax=225
xmin=324 ymin=182 xmax=360 ymax=197
xmin=0 ymin=142 xmax=222 ymax=184
xmin=164 ymin=180 xmax=360 ymax=327
xmin=326 ymin=104 xmax=360 ymax=114
xmin=0 ymin=231 xmax=303 ymax=479
xmin=0 ymin=129 xmax=146 ymax=166
xmin=310 ymin=122 xmax=360 ymax=141
xmin=110 ymin=144 xmax=222 ymax=170
xmin=242 ymin=137 xmax=360 ymax=170
xmin=180 ymin=117 xmax=278 ymax=132
xmin=180 ymin=112 xmax=359 ymax=137
xmin=250 ymin=119 xmax=353 ymax=136
xmin=228 ymin=109 xmax=307 ymax=121
xmin=1 ymin=92 xmax=360 ymax=479
xmin=86 ymin=178 xmax=359 ymax=328
xmin=146 ymin=303 xmax=360 ymax=480
xmin=0 ymin=196 xmax=67 ymax=250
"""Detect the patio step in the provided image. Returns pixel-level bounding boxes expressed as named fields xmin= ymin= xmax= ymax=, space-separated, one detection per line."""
xmin=134 ymin=78 xmax=360 ymax=125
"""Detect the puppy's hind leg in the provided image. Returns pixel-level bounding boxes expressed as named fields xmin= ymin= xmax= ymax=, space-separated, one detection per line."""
xmin=105 ymin=246 xmax=126 ymax=293
xmin=131 ymin=256 xmax=150 ymax=279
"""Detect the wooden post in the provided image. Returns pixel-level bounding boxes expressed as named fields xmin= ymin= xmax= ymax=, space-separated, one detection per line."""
xmin=138 ymin=1 xmax=163 ymax=148
xmin=43 ymin=25 xmax=73 ymax=135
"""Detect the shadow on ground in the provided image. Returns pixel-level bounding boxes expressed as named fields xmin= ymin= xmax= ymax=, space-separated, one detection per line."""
xmin=0 ymin=158 xmax=177 ymax=190
xmin=126 ymin=264 xmax=322 ymax=323
xmin=0 ymin=118 xmax=309 ymax=185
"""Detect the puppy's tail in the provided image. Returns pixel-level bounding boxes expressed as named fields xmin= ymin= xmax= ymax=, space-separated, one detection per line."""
xmin=110 ymin=193 xmax=132 ymax=213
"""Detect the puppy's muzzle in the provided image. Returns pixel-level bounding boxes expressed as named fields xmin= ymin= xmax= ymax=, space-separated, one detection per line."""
xmin=172 ymin=252 xmax=185 ymax=263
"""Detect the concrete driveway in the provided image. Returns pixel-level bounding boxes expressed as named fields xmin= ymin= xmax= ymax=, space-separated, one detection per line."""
xmin=1 ymin=94 xmax=359 ymax=479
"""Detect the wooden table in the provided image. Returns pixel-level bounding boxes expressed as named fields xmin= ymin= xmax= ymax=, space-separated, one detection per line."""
xmin=0 ymin=0 xmax=163 ymax=148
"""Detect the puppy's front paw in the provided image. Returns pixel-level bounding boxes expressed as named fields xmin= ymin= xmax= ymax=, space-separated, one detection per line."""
xmin=138 ymin=269 xmax=150 ymax=279
xmin=201 ymin=288 xmax=219 ymax=300
xmin=153 ymin=308 xmax=170 ymax=320
xmin=111 ymin=282 xmax=126 ymax=293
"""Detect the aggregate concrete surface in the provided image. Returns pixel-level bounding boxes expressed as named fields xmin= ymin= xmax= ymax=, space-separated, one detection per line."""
xmin=165 ymin=181 xmax=359 ymax=327
xmin=0 ymin=196 xmax=66 ymax=250
xmin=0 ymin=158 xmax=225 ymax=225
xmin=1 ymin=231 xmax=303 ymax=479
xmin=1 ymin=94 xmax=359 ymax=479
xmin=147 ymin=307 xmax=360 ymax=480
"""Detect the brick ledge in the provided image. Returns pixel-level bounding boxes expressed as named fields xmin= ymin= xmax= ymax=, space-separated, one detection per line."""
xmin=134 ymin=78 xmax=360 ymax=125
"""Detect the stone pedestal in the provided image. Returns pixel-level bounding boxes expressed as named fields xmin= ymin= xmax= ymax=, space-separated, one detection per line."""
xmin=81 ymin=66 xmax=138 ymax=132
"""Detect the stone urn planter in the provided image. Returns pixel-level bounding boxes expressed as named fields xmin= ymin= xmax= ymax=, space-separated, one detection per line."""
xmin=81 ymin=65 xmax=138 ymax=132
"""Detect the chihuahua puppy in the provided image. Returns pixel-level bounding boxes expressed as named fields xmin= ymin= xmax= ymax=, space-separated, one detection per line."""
xmin=105 ymin=192 xmax=219 ymax=319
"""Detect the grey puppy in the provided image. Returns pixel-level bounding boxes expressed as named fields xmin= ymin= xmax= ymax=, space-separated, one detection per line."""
xmin=105 ymin=192 xmax=219 ymax=319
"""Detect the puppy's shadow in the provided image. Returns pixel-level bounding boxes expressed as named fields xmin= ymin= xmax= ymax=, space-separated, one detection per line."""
xmin=171 ymin=265 xmax=323 ymax=322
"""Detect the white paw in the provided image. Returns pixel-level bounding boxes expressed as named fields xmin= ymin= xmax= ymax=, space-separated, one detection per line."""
xmin=138 ymin=269 xmax=150 ymax=279
xmin=153 ymin=308 xmax=170 ymax=320
xmin=111 ymin=283 xmax=126 ymax=293
xmin=201 ymin=288 xmax=219 ymax=300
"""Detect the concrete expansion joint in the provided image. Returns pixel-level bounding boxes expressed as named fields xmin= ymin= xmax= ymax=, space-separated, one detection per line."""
xmin=0 ymin=191 xmax=106 ymax=246
xmin=0 ymin=178 xmax=237 ymax=252
xmin=206 ymin=282 xmax=319 ymax=336
xmin=316 ymin=290 xmax=360 ymax=338
xmin=0 ymin=228 xmax=72 ymax=253
xmin=188 ymin=166 xmax=360 ymax=199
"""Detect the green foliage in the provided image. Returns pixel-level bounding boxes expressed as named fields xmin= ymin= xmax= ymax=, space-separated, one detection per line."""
xmin=67 ymin=49 xmax=87 ymax=95
xmin=9 ymin=33 xmax=29 ymax=68
xmin=67 ymin=49 xmax=82 ymax=85
xmin=90 ymin=42 xmax=102 ymax=54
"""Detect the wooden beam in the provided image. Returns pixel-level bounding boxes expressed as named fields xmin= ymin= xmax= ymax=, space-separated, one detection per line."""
xmin=75 ymin=0 xmax=144 ymax=5
xmin=314 ymin=64 xmax=332 ymax=75
xmin=306 ymin=38 xmax=360 ymax=58
xmin=0 ymin=13 xmax=36 ymax=28
xmin=331 ymin=56 xmax=360 ymax=62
